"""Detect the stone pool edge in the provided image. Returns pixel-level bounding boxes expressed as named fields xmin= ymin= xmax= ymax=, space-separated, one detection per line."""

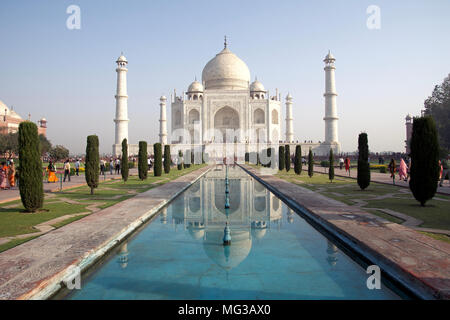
xmin=27 ymin=166 xmax=212 ymax=300
xmin=239 ymin=164 xmax=449 ymax=300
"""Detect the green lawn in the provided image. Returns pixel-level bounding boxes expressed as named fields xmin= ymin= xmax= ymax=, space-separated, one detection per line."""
xmin=273 ymin=169 xmax=450 ymax=232
xmin=0 ymin=164 xmax=206 ymax=252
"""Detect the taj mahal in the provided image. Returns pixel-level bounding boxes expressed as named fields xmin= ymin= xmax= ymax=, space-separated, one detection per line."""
xmin=112 ymin=39 xmax=341 ymax=158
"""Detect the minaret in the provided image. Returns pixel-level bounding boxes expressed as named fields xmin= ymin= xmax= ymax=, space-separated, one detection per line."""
xmin=159 ymin=96 xmax=167 ymax=145
xmin=405 ymin=114 xmax=412 ymax=154
xmin=113 ymin=53 xmax=129 ymax=155
xmin=323 ymin=51 xmax=339 ymax=145
xmin=285 ymin=93 xmax=294 ymax=142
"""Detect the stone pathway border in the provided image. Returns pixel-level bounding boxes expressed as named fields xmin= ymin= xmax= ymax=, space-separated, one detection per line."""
xmin=241 ymin=164 xmax=450 ymax=300
xmin=0 ymin=165 xmax=212 ymax=300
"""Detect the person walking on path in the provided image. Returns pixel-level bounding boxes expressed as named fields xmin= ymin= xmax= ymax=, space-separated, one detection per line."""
xmin=100 ymin=159 xmax=105 ymax=176
xmin=8 ymin=160 xmax=16 ymax=188
xmin=109 ymin=158 xmax=114 ymax=175
xmin=344 ymin=157 xmax=351 ymax=176
xmin=75 ymin=159 xmax=80 ymax=176
xmin=63 ymin=159 xmax=71 ymax=182
xmin=388 ymin=158 xmax=396 ymax=185
xmin=439 ymin=156 xmax=449 ymax=187
xmin=47 ymin=161 xmax=58 ymax=183
xmin=0 ymin=162 xmax=9 ymax=190
xmin=399 ymin=158 xmax=407 ymax=182
xmin=115 ymin=158 xmax=121 ymax=174
xmin=339 ymin=157 xmax=344 ymax=170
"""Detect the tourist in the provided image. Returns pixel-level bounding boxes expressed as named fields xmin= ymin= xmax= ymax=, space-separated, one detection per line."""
xmin=48 ymin=161 xmax=58 ymax=183
xmin=115 ymin=158 xmax=121 ymax=174
xmin=0 ymin=162 xmax=9 ymax=190
xmin=344 ymin=157 xmax=351 ymax=176
xmin=399 ymin=158 xmax=407 ymax=182
xmin=339 ymin=157 xmax=344 ymax=170
xmin=75 ymin=159 xmax=80 ymax=176
xmin=8 ymin=160 xmax=16 ymax=188
xmin=406 ymin=157 xmax=411 ymax=180
xmin=63 ymin=159 xmax=71 ymax=182
xmin=109 ymin=158 xmax=114 ymax=175
xmin=439 ymin=156 xmax=449 ymax=187
xmin=388 ymin=158 xmax=396 ymax=185
xmin=100 ymin=159 xmax=105 ymax=176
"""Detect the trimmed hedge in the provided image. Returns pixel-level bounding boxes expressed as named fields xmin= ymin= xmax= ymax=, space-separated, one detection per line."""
xmin=308 ymin=148 xmax=313 ymax=178
xmin=85 ymin=135 xmax=99 ymax=195
xmin=121 ymin=138 xmax=129 ymax=182
xmin=164 ymin=145 xmax=171 ymax=174
xmin=294 ymin=145 xmax=302 ymax=175
xmin=285 ymin=145 xmax=291 ymax=172
xmin=278 ymin=146 xmax=285 ymax=171
xmin=357 ymin=133 xmax=370 ymax=190
xmin=18 ymin=122 xmax=44 ymax=212
xmin=409 ymin=116 xmax=440 ymax=206
xmin=138 ymin=141 xmax=148 ymax=180
xmin=329 ymin=149 xmax=334 ymax=182
xmin=153 ymin=143 xmax=162 ymax=176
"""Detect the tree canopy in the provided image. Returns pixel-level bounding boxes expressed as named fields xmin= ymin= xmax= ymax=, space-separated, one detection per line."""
xmin=423 ymin=74 xmax=450 ymax=154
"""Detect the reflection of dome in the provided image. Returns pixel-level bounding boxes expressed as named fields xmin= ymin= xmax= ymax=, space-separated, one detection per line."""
xmin=188 ymin=227 xmax=205 ymax=240
xmin=251 ymin=227 xmax=267 ymax=240
xmin=202 ymin=47 xmax=250 ymax=90
xmin=203 ymin=229 xmax=252 ymax=270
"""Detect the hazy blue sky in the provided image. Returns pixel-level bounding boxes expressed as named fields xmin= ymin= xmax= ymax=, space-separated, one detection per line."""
xmin=1 ymin=0 xmax=449 ymax=154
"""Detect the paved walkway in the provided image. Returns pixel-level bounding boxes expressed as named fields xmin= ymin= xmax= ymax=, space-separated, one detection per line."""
xmin=0 ymin=169 xmax=138 ymax=204
xmin=307 ymin=165 xmax=450 ymax=195
xmin=243 ymin=165 xmax=450 ymax=299
xmin=0 ymin=165 xmax=211 ymax=300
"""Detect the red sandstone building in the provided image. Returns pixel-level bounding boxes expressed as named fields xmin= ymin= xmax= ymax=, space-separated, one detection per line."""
xmin=0 ymin=100 xmax=47 ymax=136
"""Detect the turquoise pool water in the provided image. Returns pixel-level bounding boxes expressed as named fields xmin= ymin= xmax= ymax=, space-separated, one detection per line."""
xmin=66 ymin=166 xmax=400 ymax=300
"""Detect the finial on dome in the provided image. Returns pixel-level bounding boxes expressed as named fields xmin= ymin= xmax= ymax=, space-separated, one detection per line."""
xmin=224 ymin=35 xmax=227 ymax=49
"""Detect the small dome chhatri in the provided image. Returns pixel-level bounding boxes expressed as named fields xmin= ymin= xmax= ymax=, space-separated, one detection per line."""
xmin=188 ymin=78 xmax=204 ymax=93
xmin=250 ymin=78 xmax=265 ymax=92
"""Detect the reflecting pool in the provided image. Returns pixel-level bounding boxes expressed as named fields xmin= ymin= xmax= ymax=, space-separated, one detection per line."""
xmin=66 ymin=166 xmax=400 ymax=299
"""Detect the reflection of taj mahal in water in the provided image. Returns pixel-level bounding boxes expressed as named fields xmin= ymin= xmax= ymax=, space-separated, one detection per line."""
xmin=116 ymin=167 xmax=339 ymax=272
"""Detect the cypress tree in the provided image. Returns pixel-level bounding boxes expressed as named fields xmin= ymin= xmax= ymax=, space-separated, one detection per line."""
xmin=154 ymin=143 xmax=162 ymax=176
xmin=177 ymin=150 xmax=183 ymax=170
xmin=308 ymin=148 xmax=314 ymax=178
xmin=357 ymin=133 xmax=370 ymax=190
xmin=18 ymin=121 xmax=44 ymax=212
xmin=409 ymin=116 xmax=440 ymax=206
xmin=329 ymin=149 xmax=335 ymax=182
xmin=85 ymin=135 xmax=99 ymax=195
xmin=138 ymin=141 xmax=148 ymax=181
xmin=278 ymin=146 xmax=285 ymax=171
xmin=164 ymin=145 xmax=171 ymax=174
xmin=285 ymin=144 xmax=291 ymax=172
xmin=294 ymin=145 xmax=302 ymax=175
xmin=121 ymin=138 xmax=129 ymax=182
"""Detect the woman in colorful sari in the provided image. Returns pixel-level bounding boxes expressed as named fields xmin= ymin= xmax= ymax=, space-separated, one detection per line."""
xmin=8 ymin=161 xmax=16 ymax=188
xmin=47 ymin=161 xmax=58 ymax=183
xmin=0 ymin=162 xmax=8 ymax=190
xmin=344 ymin=157 xmax=351 ymax=176
xmin=398 ymin=158 xmax=407 ymax=182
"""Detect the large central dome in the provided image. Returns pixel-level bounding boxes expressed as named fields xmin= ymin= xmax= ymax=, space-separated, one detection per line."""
xmin=202 ymin=47 xmax=251 ymax=90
